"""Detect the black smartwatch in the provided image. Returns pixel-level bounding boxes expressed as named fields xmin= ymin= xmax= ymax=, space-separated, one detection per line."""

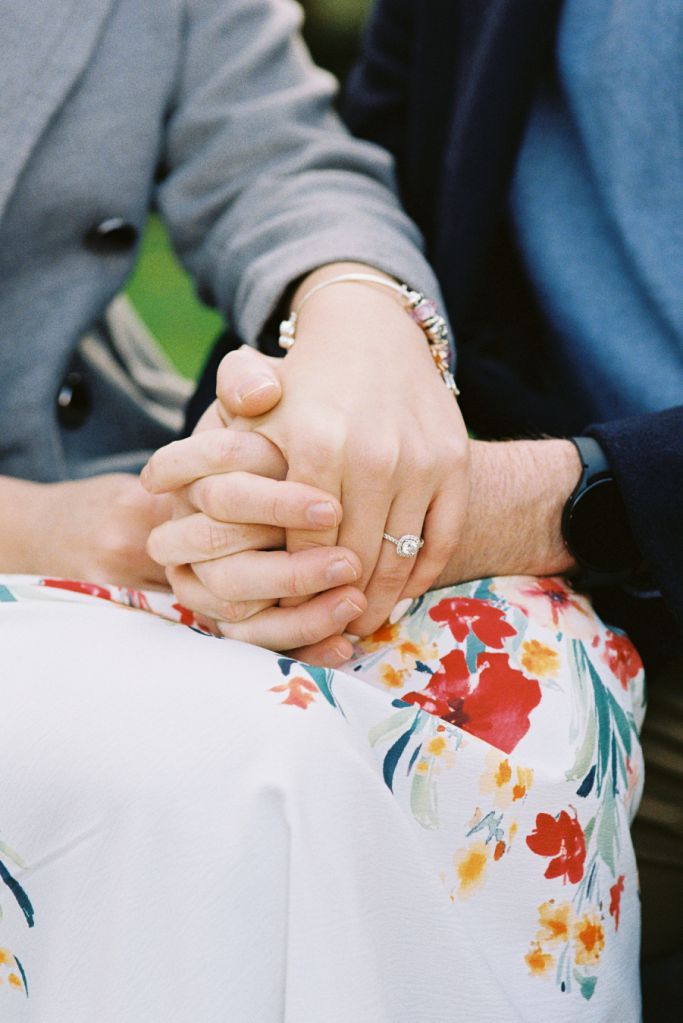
xmin=561 ymin=436 xmax=641 ymax=584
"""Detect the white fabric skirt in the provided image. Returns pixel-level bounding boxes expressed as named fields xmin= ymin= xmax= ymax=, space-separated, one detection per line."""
xmin=0 ymin=574 xmax=645 ymax=1021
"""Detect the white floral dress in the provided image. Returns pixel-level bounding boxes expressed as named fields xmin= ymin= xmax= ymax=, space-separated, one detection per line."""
xmin=0 ymin=574 xmax=644 ymax=1021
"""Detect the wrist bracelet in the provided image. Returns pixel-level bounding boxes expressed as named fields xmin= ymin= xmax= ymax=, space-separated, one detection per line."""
xmin=278 ymin=272 xmax=460 ymax=397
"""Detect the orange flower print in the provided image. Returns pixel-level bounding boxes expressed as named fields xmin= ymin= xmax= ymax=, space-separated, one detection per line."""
xmin=380 ymin=664 xmax=408 ymax=689
xmin=526 ymin=808 xmax=586 ymax=884
xmin=360 ymin=621 xmax=400 ymax=652
xmin=574 ymin=914 xmax=605 ymax=966
xmin=454 ymin=841 xmax=489 ymax=897
xmin=521 ymin=640 xmax=560 ymax=679
xmin=525 ymin=942 xmax=555 ymax=976
xmin=609 ymin=875 xmax=625 ymax=931
xmin=269 ymin=676 xmax=318 ymax=709
xmin=602 ymin=630 xmax=643 ymax=691
xmin=537 ymin=900 xmax=572 ymax=944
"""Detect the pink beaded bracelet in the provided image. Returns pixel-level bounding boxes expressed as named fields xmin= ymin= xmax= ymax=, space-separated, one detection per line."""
xmin=278 ymin=272 xmax=460 ymax=397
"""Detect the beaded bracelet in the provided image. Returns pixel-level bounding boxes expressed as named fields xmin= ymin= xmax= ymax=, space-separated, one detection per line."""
xmin=278 ymin=272 xmax=460 ymax=397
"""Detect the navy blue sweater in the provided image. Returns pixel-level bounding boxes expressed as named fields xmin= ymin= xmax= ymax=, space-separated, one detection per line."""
xmin=345 ymin=0 xmax=683 ymax=661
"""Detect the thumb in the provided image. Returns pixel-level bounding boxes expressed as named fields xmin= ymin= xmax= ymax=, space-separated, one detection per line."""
xmin=217 ymin=345 xmax=283 ymax=418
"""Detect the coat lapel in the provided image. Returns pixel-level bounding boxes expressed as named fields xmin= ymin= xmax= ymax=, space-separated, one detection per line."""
xmin=0 ymin=0 xmax=115 ymax=222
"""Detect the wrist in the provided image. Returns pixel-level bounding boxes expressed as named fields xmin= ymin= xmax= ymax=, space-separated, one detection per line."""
xmin=434 ymin=439 xmax=582 ymax=587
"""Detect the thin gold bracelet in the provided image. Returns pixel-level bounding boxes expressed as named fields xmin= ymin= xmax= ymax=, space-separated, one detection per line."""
xmin=278 ymin=272 xmax=460 ymax=397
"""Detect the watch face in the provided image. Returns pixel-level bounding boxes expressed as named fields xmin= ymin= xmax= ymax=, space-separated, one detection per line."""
xmin=567 ymin=478 xmax=639 ymax=574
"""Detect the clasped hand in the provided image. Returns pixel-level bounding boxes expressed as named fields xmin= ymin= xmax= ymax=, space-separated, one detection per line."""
xmin=143 ymin=275 xmax=469 ymax=665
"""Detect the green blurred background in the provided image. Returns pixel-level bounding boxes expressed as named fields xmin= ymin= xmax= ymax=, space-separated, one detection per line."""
xmin=126 ymin=0 xmax=372 ymax=381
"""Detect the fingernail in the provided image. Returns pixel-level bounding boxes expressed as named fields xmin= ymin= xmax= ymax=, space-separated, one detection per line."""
xmin=389 ymin=598 xmax=413 ymax=625
xmin=325 ymin=557 xmax=358 ymax=586
xmin=307 ymin=501 xmax=339 ymax=527
xmin=321 ymin=644 xmax=349 ymax=667
xmin=237 ymin=375 xmax=278 ymax=402
xmin=333 ymin=597 xmax=364 ymax=624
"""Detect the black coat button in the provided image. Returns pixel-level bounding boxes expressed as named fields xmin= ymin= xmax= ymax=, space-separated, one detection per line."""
xmin=56 ymin=371 xmax=91 ymax=429
xmin=84 ymin=217 xmax=138 ymax=254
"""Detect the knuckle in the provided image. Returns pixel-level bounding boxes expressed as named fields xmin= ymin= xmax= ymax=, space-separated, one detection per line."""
xmin=269 ymin=484 xmax=292 ymax=527
xmin=286 ymin=617 xmax=317 ymax=650
xmin=364 ymin=444 xmax=399 ymax=479
xmin=194 ymin=475 xmax=221 ymax=516
xmin=214 ymin=430 xmax=238 ymax=469
xmin=145 ymin=526 xmax=164 ymax=564
xmin=217 ymin=599 xmax=251 ymax=624
xmin=199 ymin=519 xmax=232 ymax=557
xmin=282 ymin=558 xmax=311 ymax=598
xmin=375 ymin=560 xmax=410 ymax=589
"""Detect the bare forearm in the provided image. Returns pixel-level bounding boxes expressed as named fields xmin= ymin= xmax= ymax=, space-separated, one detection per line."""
xmin=0 ymin=475 xmax=50 ymax=573
xmin=433 ymin=439 xmax=582 ymax=588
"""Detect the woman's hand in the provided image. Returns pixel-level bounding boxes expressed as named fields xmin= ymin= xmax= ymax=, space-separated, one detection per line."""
xmin=142 ymin=424 xmax=367 ymax=660
xmin=0 ymin=473 xmax=172 ymax=589
xmin=221 ymin=263 xmax=470 ymax=637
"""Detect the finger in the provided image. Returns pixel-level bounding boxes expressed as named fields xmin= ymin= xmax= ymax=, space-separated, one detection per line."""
xmin=349 ymin=493 xmax=430 ymax=636
xmin=288 ymin=634 xmax=356 ymax=668
xmin=277 ymin=438 xmax=346 ymax=608
xmin=217 ymin=586 xmax=367 ymax=652
xmin=192 ymin=545 xmax=362 ymax=602
xmin=186 ymin=471 xmax=342 ymax=529
xmin=193 ymin=400 xmax=232 ymax=433
xmin=142 ymin=429 xmax=286 ymax=494
xmin=166 ymin=564 xmax=274 ymax=625
xmin=399 ymin=488 xmax=464 ymax=599
xmin=147 ymin=514 xmax=284 ymax=567
xmin=217 ymin=346 xmax=283 ymax=418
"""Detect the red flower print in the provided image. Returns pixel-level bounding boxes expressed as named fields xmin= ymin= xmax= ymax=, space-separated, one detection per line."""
xmin=519 ymin=579 xmax=588 ymax=629
xmin=429 ymin=597 xmax=517 ymax=648
xmin=609 ymin=875 xmax=625 ymax=931
xmin=602 ymin=631 xmax=642 ymax=691
xmin=493 ymin=577 xmax=598 ymax=641
xmin=402 ymin=651 xmax=541 ymax=754
xmin=270 ymin=676 xmax=318 ymax=710
xmin=41 ymin=578 xmax=112 ymax=601
xmin=526 ymin=808 xmax=586 ymax=885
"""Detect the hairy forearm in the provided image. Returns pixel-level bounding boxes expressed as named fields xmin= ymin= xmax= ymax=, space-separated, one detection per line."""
xmin=433 ymin=439 xmax=582 ymax=588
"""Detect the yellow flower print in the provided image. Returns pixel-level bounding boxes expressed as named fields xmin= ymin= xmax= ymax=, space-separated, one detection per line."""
xmin=521 ymin=639 xmax=560 ymax=679
xmin=416 ymin=759 xmax=430 ymax=775
xmin=8 ymin=973 xmax=23 ymax=991
xmin=397 ymin=636 xmax=438 ymax=668
xmin=480 ymin=750 xmax=534 ymax=806
xmin=454 ymin=841 xmax=489 ymax=896
xmin=380 ymin=664 xmax=408 ymax=689
xmin=574 ymin=914 xmax=605 ymax=966
xmin=537 ymin=900 xmax=572 ymax=945
xmin=0 ymin=949 xmax=11 ymax=966
xmin=495 ymin=758 xmax=512 ymax=787
xmin=426 ymin=735 xmax=448 ymax=757
xmin=525 ymin=942 xmax=555 ymax=976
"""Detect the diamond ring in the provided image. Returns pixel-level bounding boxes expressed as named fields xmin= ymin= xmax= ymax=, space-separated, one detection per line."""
xmin=382 ymin=532 xmax=425 ymax=558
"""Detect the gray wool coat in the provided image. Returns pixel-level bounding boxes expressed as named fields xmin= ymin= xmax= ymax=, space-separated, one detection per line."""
xmin=0 ymin=0 xmax=441 ymax=482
